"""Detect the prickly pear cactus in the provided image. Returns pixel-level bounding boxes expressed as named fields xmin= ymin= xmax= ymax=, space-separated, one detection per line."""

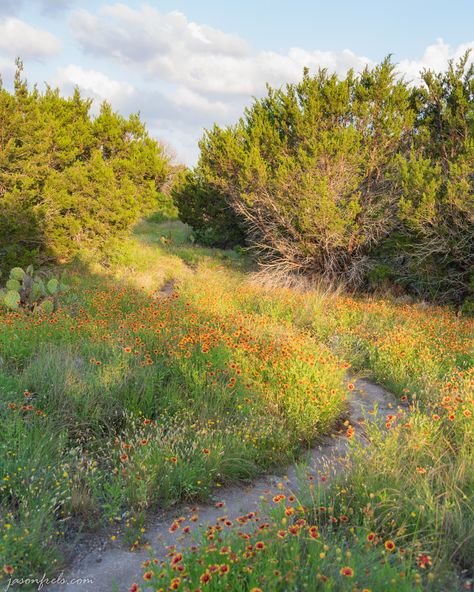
xmin=1 ymin=265 xmax=68 ymax=314
xmin=46 ymin=278 xmax=59 ymax=295
xmin=3 ymin=290 xmax=21 ymax=310
xmin=10 ymin=267 xmax=26 ymax=281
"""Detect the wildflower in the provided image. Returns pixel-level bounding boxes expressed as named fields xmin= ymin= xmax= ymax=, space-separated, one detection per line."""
xmin=348 ymin=383 xmax=355 ymax=391
xmin=384 ymin=540 xmax=396 ymax=552
xmin=129 ymin=585 xmax=139 ymax=592
xmin=219 ymin=564 xmax=229 ymax=574
xmin=255 ymin=541 xmax=266 ymax=550
xmin=3 ymin=565 xmax=14 ymax=575
xmin=143 ymin=571 xmax=153 ymax=581
xmin=272 ymin=494 xmax=285 ymax=503
xmin=199 ymin=572 xmax=211 ymax=584
xmin=367 ymin=532 xmax=376 ymax=542
xmin=416 ymin=466 xmax=426 ymax=474
xmin=169 ymin=521 xmax=180 ymax=533
xmin=202 ymin=448 xmax=210 ymax=455
xmin=171 ymin=553 xmax=183 ymax=566
xmin=417 ymin=553 xmax=432 ymax=569
xmin=340 ymin=566 xmax=354 ymax=577
xmin=120 ymin=454 xmax=129 ymax=462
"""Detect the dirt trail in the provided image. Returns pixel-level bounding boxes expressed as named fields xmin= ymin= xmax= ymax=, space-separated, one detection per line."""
xmin=48 ymin=379 xmax=395 ymax=592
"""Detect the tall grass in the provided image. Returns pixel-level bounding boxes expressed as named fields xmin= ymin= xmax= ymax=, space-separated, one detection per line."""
xmin=1 ymin=218 xmax=472 ymax=589
xmin=131 ymin=220 xmax=473 ymax=592
xmin=0 ymin=219 xmax=347 ymax=580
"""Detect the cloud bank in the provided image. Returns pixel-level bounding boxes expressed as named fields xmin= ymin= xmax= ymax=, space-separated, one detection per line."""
xmin=0 ymin=17 xmax=61 ymax=58
xmin=1 ymin=2 xmax=473 ymax=164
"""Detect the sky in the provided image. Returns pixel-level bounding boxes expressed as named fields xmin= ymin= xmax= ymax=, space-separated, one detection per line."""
xmin=0 ymin=0 xmax=473 ymax=164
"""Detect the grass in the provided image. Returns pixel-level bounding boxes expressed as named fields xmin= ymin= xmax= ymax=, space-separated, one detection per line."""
xmin=0 ymin=217 xmax=472 ymax=591
xmin=0 ymin=218 xmax=347 ymax=581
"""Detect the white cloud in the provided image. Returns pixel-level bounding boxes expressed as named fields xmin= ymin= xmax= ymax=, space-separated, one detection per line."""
xmin=171 ymin=87 xmax=230 ymax=116
xmin=56 ymin=64 xmax=135 ymax=108
xmin=67 ymin=4 xmax=474 ymax=164
xmin=397 ymin=38 xmax=474 ymax=82
xmin=71 ymin=5 xmax=372 ymax=98
xmin=0 ymin=17 xmax=61 ymax=58
xmin=71 ymin=5 xmax=248 ymax=66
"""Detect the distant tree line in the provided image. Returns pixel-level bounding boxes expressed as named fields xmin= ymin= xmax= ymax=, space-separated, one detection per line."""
xmin=0 ymin=60 xmax=171 ymax=270
xmin=173 ymin=55 xmax=474 ymax=304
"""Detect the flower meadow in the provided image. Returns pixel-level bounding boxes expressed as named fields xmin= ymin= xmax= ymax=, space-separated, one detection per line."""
xmin=0 ymin=220 xmax=348 ymax=581
xmin=137 ymin=269 xmax=472 ymax=592
xmin=0 ymin=220 xmax=472 ymax=591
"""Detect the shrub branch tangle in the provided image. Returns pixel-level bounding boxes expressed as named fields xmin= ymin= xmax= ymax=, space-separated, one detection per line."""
xmin=0 ymin=60 xmax=170 ymax=269
xmin=176 ymin=56 xmax=474 ymax=302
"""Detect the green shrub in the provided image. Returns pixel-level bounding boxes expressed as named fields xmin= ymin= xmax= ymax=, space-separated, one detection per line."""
xmin=0 ymin=60 xmax=170 ymax=271
xmin=194 ymin=59 xmax=415 ymax=284
xmin=187 ymin=55 xmax=473 ymax=303
xmin=172 ymin=169 xmax=245 ymax=248
xmin=393 ymin=53 xmax=474 ymax=302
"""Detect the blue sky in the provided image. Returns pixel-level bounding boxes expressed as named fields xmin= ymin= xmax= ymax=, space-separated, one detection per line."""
xmin=1 ymin=0 xmax=473 ymax=163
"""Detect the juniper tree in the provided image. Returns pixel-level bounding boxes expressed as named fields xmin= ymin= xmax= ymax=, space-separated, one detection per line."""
xmin=183 ymin=59 xmax=415 ymax=285
xmin=0 ymin=60 xmax=170 ymax=269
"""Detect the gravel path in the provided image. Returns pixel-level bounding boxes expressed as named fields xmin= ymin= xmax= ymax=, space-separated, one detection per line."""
xmin=47 ymin=379 xmax=395 ymax=592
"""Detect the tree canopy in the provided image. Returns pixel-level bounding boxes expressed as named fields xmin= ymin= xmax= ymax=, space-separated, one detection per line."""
xmin=0 ymin=60 xmax=171 ymax=269
xmin=174 ymin=56 xmax=474 ymax=303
